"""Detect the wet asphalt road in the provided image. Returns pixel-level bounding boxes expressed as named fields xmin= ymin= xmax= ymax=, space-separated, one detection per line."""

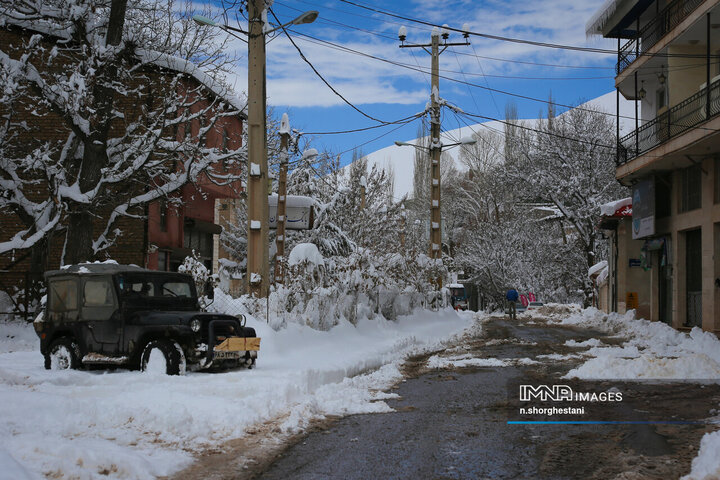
xmin=254 ymin=316 xmax=720 ymax=480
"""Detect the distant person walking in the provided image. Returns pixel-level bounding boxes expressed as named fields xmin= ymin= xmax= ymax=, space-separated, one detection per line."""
xmin=506 ymin=288 xmax=519 ymax=320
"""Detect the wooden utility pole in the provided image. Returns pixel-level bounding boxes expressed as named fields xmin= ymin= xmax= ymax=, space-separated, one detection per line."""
xmin=399 ymin=25 xmax=470 ymax=289
xmin=274 ymin=113 xmax=291 ymax=285
xmin=246 ymin=0 xmax=269 ymax=297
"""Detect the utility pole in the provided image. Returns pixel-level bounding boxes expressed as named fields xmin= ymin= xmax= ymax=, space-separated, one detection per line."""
xmin=192 ymin=7 xmax=317 ymax=299
xmin=399 ymin=24 xmax=470 ymax=289
xmin=246 ymin=0 xmax=269 ymax=297
xmin=360 ymin=175 xmax=366 ymax=210
xmin=274 ymin=113 xmax=291 ymax=285
xmin=399 ymin=203 xmax=406 ymax=252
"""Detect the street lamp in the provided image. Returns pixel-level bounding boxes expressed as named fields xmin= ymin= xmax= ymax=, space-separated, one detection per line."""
xmin=193 ymin=5 xmax=317 ymax=298
xmin=394 ymin=134 xmax=476 ymax=286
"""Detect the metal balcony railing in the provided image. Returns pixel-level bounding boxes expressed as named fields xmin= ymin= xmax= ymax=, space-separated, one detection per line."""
xmin=617 ymin=0 xmax=705 ymax=75
xmin=617 ymin=78 xmax=720 ymax=165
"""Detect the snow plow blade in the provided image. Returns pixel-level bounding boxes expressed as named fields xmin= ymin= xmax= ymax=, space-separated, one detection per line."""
xmin=215 ymin=337 xmax=261 ymax=352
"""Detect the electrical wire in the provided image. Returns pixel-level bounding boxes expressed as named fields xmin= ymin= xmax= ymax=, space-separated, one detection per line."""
xmin=337 ymin=0 xmax=713 ymax=61
xmin=268 ymin=7 xmax=394 ymax=124
xmin=286 ymin=29 xmax=720 ymax=133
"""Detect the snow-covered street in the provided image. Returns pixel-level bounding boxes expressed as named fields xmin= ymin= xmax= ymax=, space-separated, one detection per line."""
xmin=0 ymin=309 xmax=473 ymax=479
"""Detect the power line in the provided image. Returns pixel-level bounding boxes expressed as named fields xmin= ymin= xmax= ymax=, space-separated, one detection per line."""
xmin=286 ymin=29 xmax=720 ymax=134
xmin=337 ymin=0 xmax=715 ymax=61
xmin=269 ymin=7 xmax=394 ymax=125
xmin=337 ymin=0 xmax=616 ymax=55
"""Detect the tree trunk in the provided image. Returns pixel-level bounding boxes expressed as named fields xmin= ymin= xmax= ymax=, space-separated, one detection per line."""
xmin=63 ymin=0 xmax=127 ymax=264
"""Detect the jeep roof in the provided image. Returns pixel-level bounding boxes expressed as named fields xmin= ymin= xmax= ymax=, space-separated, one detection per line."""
xmin=45 ymin=263 xmax=159 ymax=279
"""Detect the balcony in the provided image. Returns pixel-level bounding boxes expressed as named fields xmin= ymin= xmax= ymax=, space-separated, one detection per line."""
xmin=617 ymin=77 xmax=720 ymax=165
xmin=617 ymin=0 xmax=705 ymax=75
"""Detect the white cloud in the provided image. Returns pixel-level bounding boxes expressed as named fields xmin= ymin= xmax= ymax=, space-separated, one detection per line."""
xmin=207 ymin=1 xmax=617 ymax=110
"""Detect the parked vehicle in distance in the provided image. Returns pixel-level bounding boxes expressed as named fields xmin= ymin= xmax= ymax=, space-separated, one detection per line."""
xmin=526 ymin=301 xmax=544 ymax=310
xmin=34 ymin=263 xmax=260 ymax=375
xmin=447 ymin=283 xmax=468 ymax=311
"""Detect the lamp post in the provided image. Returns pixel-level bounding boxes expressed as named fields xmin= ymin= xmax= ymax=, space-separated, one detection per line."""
xmin=394 ymin=136 xmax=475 ymax=288
xmin=193 ymin=5 xmax=317 ymax=298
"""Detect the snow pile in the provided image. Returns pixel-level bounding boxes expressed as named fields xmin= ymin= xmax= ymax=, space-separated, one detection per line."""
xmin=556 ymin=308 xmax=720 ymax=380
xmin=565 ymin=338 xmax=604 ymax=348
xmin=0 ymin=308 xmax=475 ymax=479
xmin=288 ymin=242 xmax=324 ymax=267
xmin=427 ymin=354 xmax=538 ymax=369
xmin=0 ymin=320 xmax=38 ymax=354
xmin=682 ymin=430 xmax=720 ymax=480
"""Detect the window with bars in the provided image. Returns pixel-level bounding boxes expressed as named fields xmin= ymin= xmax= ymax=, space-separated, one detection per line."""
xmin=678 ymin=165 xmax=702 ymax=213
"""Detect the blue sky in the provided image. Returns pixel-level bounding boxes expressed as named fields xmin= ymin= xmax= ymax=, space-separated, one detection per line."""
xmin=211 ymin=0 xmax=619 ymax=165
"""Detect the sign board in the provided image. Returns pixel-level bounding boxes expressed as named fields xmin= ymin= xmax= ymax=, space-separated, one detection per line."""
xmin=626 ymin=292 xmax=639 ymax=310
xmin=632 ymin=178 xmax=655 ymax=239
xmin=629 ymin=259 xmax=641 ymax=267
xmin=268 ymin=194 xmax=314 ymax=230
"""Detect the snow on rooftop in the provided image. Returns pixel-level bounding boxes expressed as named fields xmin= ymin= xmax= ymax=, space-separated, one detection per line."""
xmin=136 ymin=49 xmax=247 ymax=113
xmin=588 ymin=260 xmax=608 ymax=277
xmin=600 ymin=197 xmax=632 ymax=217
xmin=268 ymin=194 xmax=315 ymax=208
xmin=586 ymin=0 xmax=622 ymax=36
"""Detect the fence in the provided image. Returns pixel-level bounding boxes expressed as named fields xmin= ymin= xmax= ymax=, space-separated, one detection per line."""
xmin=0 ymin=271 xmax=45 ymax=322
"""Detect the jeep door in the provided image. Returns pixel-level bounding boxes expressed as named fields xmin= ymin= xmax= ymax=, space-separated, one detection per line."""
xmin=81 ymin=277 xmax=121 ymax=354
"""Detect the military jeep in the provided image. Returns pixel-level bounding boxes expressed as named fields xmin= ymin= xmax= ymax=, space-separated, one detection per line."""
xmin=34 ymin=263 xmax=260 ymax=375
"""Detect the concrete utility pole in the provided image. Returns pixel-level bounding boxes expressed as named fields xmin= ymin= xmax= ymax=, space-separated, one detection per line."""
xmin=246 ymin=0 xmax=269 ymax=297
xmin=399 ymin=24 xmax=470 ymax=289
xmin=360 ymin=175 xmax=367 ymax=210
xmin=274 ymin=113 xmax=291 ymax=285
xmin=399 ymin=203 xmax=406 ymax=251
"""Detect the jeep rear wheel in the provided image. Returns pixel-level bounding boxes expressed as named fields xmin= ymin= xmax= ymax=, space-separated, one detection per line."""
xmin=140 ymin=340 xmax=186 ymax=375
xmin=44 ymin=338 xmax=81 ymax=370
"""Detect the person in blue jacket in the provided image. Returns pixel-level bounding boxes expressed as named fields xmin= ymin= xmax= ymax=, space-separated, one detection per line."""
xmin=506 ymin=288 xmax=519 ymax=319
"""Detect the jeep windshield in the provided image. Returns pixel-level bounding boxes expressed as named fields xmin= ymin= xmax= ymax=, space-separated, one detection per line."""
xmin=116 ymin=273 xmax=197 ymax=308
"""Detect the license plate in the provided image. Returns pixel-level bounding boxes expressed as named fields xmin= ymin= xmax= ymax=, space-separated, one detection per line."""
xmin=213 ymin=350 xmax=242 ymax=360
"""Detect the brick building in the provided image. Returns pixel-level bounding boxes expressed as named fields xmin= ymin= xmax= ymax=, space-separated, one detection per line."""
xmin=0 ymin=22 xmax=245 ymax=309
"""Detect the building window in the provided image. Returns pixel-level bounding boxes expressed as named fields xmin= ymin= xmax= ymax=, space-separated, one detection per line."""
xmin=183 ymin=223 xmax=213 ymax=270
xmin=656 ymin=173 xmax=672 ymax=218
xmin=159 ymin=200 xmax=168 ymax=232
xmin=679 ymin=165 xmax=702 ymax=213
xmin=715 ymin=158 xmax=720 ymax=204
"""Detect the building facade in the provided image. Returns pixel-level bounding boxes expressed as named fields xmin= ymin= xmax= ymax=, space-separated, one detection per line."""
xmin=0 ymin=23 xmax=245 ymax=311
xmin=588 ymin=0 xmax=720 ymax=330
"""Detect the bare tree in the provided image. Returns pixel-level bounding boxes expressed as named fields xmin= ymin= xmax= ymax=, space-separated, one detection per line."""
xmin=0 ymin=0 xmax=244 ymax=267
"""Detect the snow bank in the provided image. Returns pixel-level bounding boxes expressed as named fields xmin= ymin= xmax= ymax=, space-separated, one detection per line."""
xmin=0 ymin=308 xmax=475 ymax=479
xmin=555 ymin=308 xmax=720 ymax=381
xmin=427 ymin=354 xmax=538 ymax=369
xmin=0 ymin=320 xmax=38 ymax=354
xmin=682 ymin=430 xmax=720 ymax=480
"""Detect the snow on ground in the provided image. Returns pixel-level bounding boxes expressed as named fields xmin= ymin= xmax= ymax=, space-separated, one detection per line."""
xmin=427 ymin=353 xmax=538 ymax=369
xmin=0 ymin=308 xmax=476 ymax=479
xmin=548 ymin=308 xmax=720 ymax=381
xmin=682 ymin=430 xmax=720 ymax=480
xmin=543 ymin=307 xmax=720 ymax=480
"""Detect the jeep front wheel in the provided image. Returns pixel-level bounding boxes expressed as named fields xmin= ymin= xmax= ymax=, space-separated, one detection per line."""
xmin=140 ymin=340 xmax=186 ymax=375
xmin=44 ymin=337 xmax=81 ymax=370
